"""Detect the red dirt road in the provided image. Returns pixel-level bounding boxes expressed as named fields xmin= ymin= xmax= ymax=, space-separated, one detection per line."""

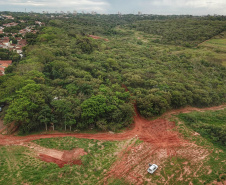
xmin=0 ymin=104 xmax=225 ymax=146
xmin=103 ymin=105 xmax=226 ymax=184
xmin=0 ymin=104 xmax=225 ymax=184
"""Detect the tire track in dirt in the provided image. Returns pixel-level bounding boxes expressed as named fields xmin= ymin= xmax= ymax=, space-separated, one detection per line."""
xmin=103 ymin=104 xmax=225 ymax=184
xmin=0 ymin=104 xmax=225 ymax=184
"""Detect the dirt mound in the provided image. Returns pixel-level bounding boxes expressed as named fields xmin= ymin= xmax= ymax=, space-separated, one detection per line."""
xmin=39 ymin=154 xmax=68 ymax=168
xmin=19 ymin=142 xmax=87 ymax=168
xmin=39 ymin=148 xmax=87 ymax=167
xmin=39 ymin=148 xmax=86 ymax=168
xmin=61 ymin=148 xmax=87 ymax=163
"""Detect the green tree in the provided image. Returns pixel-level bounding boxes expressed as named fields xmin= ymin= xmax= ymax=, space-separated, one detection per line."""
xmin=38 ymin=105 xmax=52 ymax=131
xmin=51 ymin=98 xmax=77 ymax=131
xmin=4 ymin=82 xmax=45 ymax=133
xmin=76 ymin=37 xmax=94 ymax=54
xmin=81 ymin=95 xmax=116 ymax=128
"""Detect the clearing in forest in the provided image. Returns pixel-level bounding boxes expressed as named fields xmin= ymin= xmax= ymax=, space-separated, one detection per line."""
xmin=0 ymin=105 xmax=225 ymax=184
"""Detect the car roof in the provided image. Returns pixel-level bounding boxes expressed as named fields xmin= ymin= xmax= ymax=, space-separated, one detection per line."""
xmin=149 ymin=164 xmax=158 ymax=169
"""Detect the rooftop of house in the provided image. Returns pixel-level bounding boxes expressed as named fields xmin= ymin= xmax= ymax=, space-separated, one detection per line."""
xmin=0 ymin=67 xmax=5 ymax=72
xmin=0 ymin=60 xmax=12 ymax=65
xmin=2 ymin=40 xmax=9 ymax=43
xmin=1 ymin=63 xmax=9 ymax=68
xmin=15 ymin=37 xmax=22 ymax=41
xmin=18 ymin=39 xmax=27 ymax=45
xmin=1 ymin=37 xmax=9 ymax=40
xmin=16 ymin=45 xmax=23 ymax=49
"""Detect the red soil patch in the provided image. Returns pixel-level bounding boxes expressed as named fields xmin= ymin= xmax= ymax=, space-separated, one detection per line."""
xmin=210 ymin=180 xmax=226 ymax=185
xmin=39 ymin=154 xmax=82 ymax=168
xmin=39 ymin=148 xmax=87 ymax=168
xmin=39 ymin=154 xmax=68 ymax=168
xmin=89 ymin=35 xmax=109 ymax=41
xmin=102 ymin=105 xmax=226 ymax=184
xmin=62 ymin=148 xmax=87 ymax=162
xmin=0 ymin=104 xmax=225 ymax=183
xmin=0 ymin=104 xmax=225 ymax=146
xmin=103 ymin=115 xmax=188 ymax=184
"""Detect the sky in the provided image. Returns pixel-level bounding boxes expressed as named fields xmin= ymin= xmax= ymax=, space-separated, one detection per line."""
xmin=0 ymin=0 xmax=226 ymax=15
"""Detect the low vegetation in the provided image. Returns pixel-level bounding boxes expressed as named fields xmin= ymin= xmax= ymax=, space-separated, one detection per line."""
xmin=177 ymin=108 xmax=226 ymax=149
xmin=175 ymin=109 xmax=226 ymax=184
xmin=0 ymin=137 xmax=121 ymax=184
xmin=0 ymin=108 xmax=225 ymax=184
xmin=131 ymin=18 xmax=226 ymax=47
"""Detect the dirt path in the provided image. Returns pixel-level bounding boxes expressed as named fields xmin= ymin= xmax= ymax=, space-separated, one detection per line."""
xmin=0 ymin=104 xmax=225 ymax=146
xmin=0 ymin=104 xmax=225 ymax=183
xmin=103 ymin=105 xmax=226 ymax=184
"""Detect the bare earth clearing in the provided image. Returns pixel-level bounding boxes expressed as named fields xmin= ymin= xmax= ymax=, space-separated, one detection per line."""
xmin=0 ymin=104 xmax=225 ymax=184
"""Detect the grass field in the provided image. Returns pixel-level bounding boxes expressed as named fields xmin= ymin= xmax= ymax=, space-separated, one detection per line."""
xmin=198 ymin=31 xmax=226 ymax=66
xmin=176 ymin=109 xmax=226 ymax=184
xmin=177 ymin=109 xmax=226 ymax=149
xmin=0 ymin=138 xmax=123 ymax=185
xmin=0 ymin=108 xmax=225 ymax=185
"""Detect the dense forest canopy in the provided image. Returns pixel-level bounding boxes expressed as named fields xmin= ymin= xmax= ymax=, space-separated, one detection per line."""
xmin=0 ymin=12 xmax=226 ymax=133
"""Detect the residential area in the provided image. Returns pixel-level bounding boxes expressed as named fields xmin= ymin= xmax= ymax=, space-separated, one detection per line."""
xmin=0 ymin=60 xmax=12 ymax=76
xmin=0 ymin=36 xmax=26 ymax=55
xmin=0 ymin=13 xmax=43 ymax=75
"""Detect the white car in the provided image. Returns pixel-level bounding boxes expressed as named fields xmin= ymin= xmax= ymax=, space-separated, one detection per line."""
xmin=147 ymin=164 xmax=158 ymax=174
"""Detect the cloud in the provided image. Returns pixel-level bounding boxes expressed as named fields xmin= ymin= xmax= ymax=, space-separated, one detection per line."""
xmin=0 ymin=0 xmax=110 ymax=12
xmin=0 ymin=0 xmax=226 ymax=15
xmin=144 ymin=0 xmax=226 ymax=15
xmin=151 ymin=0 xmax=226 ymax=10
